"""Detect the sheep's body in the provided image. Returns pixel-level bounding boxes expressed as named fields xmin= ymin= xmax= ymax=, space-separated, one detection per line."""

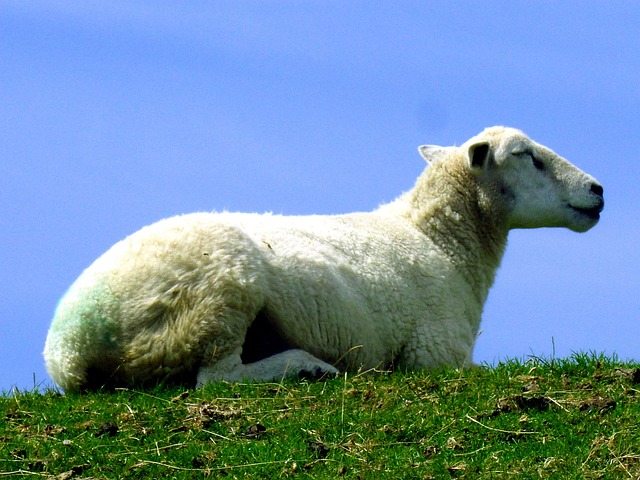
xmin=44 ymin=127 xmax=604 ymax=392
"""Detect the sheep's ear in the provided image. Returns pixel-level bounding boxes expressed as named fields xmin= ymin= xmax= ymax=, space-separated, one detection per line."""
xmin=418 ymin=145 xmax=451 ymax=164
xmin=467 ymin=141 xmax=493 ymax=172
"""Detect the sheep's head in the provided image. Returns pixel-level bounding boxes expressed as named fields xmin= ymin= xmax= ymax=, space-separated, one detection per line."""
xmin=461 ymin=127 xmax=604 ymax=233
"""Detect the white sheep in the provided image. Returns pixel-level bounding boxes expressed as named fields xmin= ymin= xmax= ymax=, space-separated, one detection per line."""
xmin=44 ymin=127 xmax=604 ymax=392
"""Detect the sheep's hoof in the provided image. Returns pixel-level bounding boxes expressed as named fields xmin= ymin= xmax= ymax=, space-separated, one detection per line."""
xmin=298 ymin=365 xmax=339 ymax=380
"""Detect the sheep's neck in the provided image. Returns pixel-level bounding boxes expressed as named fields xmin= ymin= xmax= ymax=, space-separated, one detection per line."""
xmin=403 ymin=162 xmax=510 ymax=304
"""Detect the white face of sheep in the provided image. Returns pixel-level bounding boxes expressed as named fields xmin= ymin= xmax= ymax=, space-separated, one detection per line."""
xmin=465 ymin=128 xmax=604 ymax=232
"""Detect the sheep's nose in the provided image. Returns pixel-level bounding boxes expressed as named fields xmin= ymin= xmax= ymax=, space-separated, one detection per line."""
xmin=590 ymin=182 xmax=605 ymax=213
xmin=590 ymin=183 xmax=604 ymax=198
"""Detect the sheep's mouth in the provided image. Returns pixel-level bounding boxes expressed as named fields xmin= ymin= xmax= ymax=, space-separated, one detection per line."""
xmin=569 ymin=202 xmax=604 ymax=221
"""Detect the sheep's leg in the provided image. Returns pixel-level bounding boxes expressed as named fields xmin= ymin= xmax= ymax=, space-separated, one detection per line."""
xmin=196 ymin=349 xmax=339 ymax=386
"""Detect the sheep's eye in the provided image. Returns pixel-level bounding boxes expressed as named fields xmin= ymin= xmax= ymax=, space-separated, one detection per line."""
xmin=514 ymin=150 xmax=544 ymax=171
xmin=532 ymin=157 xmax=545 ymax=171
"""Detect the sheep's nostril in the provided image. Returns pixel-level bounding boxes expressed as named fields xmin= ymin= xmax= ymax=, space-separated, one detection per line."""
xmin=590 ymin=183 xmax=604 ymax=197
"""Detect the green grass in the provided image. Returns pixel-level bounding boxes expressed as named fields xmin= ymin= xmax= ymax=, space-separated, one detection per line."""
xmin=3 ymin=353 xmax=640 ymax=479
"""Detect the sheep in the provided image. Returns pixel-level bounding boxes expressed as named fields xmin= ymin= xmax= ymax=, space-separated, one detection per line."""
xmin=44 ymin=127 xmax=604 ymax=392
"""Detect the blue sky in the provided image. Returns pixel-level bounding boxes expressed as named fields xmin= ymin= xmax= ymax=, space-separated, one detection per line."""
xmin=1 ymin=2 xmax=638 ymax=392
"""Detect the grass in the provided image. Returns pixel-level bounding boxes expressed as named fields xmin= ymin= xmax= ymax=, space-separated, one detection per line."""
xmin=3 ymin=353 xmax=640 ymax=479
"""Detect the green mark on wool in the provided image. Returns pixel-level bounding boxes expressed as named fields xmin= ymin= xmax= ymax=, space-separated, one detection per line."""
xmin=99 ymin=320 xmax=119 ymax=347
xmin=52 ymin=279 xmax=121 ymax=348
xmin=89 ymin=285 xmax=121 ymax=348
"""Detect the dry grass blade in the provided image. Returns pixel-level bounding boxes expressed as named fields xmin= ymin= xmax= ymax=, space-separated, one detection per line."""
xmin=465 ymin=413 xmax=538 ymax=435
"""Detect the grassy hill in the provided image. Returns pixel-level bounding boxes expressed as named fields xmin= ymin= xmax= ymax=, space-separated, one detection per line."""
xmin=2 ymin=353 xmax=640 ymax=479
